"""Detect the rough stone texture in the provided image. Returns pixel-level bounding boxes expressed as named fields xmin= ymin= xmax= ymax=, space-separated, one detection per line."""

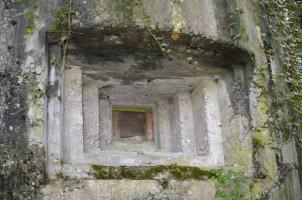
xmin=63 ymin=67 xmax=84 ymax=163
xmin=51 ymin=61 xmax=229 ymax=168
xmin=83 ymin=83 xmax=100 ymax=153
xmin=156 ymin=100 xmax=172 ymax=152
xmin=199 ymin=80 xmax=224 ymax=167
xmin=42 ymin=179 xmax=215 ymax=200
xmin=47 ymin=45 xmax=63 ymax=177
xmin=176 ymin=92 xmax=197 ymax=155
xmin=192 ymin=81 xmax=208 ymax=155
xmin=1 ymin=0 xmax=301 ymax=199
xmin=0 ymin=1 xmax=46 ymax=199
xmin=268 ymin=169 xmax=302 ymax=200
xmin=99 ymin=97 xmax=112 ymax=150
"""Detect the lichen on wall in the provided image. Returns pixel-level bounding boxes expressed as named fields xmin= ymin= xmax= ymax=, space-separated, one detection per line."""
xmin=1 ymin=0 xmax=301 ymax=199
xmin=0 ymin=1 xmax=47 ymax=199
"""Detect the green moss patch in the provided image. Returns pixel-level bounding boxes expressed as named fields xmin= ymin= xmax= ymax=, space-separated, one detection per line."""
xmin=91 ymin=165 xmax=218 ymax=180
xmin=55 ymin=172 xmax=70 ymax=181
xmin=112 ymin=105 xmax=151 ymax=113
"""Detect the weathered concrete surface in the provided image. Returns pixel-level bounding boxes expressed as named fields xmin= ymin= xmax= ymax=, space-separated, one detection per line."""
xmin=217 ymin=70 xmax=253 ymax=172
xmin=45 ymin=0 xmax=300 ymax=197
xmin=176 ymin=92 xmax=197 ymax=155
xmin=99 ymin=97 xmax=112 ymax=150
xmin=55 ymin=62 xmax=229 ymax=167
xmin=73 ymin=0 xmax=221 ymax=37
xmin=1 ymin=0 xmax=301 ymax=199
xmin=199 ymin=80 xmax=224 ymax=167
xmin=0 ymin=1 xmax=46 ymax=199
xmin=47 ymin=45 xmax=63 ymax=177
xmin=192 ymin=81 xmax=208 ymax=155
xmin=42 ymin=179 xmax=215 ymax=200
xmin=83 ymin=83 xmax=100 ymax=153
xmin=156 ymin=99 xmax=172 ymax=152
xmin=268 ymin=169 xmax=302 ymax=200
xmin=64 ymin=67 xmax=84 ymax=163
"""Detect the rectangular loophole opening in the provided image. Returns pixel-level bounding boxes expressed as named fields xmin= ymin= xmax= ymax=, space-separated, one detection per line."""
xmin=112 ymin=106 xmax=153 ymax=141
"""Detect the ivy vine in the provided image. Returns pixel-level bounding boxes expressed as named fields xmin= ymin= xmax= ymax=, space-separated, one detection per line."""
xmin=131 ymin=0 xmax=201 ymax=71
xmin=259 ymin=0 xmax=302 ymax=140
xmin=48 ymin=0 xmax=75 ymax=70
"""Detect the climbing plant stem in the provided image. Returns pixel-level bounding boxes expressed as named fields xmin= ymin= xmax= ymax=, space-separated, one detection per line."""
xmin=61 ymin=0 xmax=73 ymax=68
xmin=146 ymin=25 xmax=166 ymax=56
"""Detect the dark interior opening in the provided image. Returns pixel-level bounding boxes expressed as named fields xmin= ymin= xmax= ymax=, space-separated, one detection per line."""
xmin=112 ymin=106 xmax=153 ymax=140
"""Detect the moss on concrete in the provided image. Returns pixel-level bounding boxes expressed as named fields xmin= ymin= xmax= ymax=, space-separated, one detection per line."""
xmin=55 ymin=172 xmax=70 ymax=181
xmin=252 ymin=129 xmax=266 ymax=147
xmin=112 ymin=105 xmax=152 ymax=112
xmin=104 ymin=0 xmax=133 ymax=26
xmin=231 ymin=146 xmax=253 ymax=170
xmin=257 ymin=95 xmax=269 ymax=113
xmin=91 ymin=165 xmax=218 ymax=180
xmin=171 ymin=1 xmax=186 ymax=32
xmin=252 ymin=127 xmax=273 ymax=148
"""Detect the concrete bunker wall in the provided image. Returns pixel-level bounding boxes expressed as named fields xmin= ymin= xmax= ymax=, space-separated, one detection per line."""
xmin=2 ymin=0 xmax=299 ymax=198
xmin=46 ymin=29 xmax=253 ymax=178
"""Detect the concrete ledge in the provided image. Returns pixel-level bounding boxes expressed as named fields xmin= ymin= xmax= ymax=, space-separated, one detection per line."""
xmin=42 ymin=179 xmax=216 ymax=200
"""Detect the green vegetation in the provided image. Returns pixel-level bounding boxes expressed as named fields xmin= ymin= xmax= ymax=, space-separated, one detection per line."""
xmin=228 ymin=8 xmax=249 ymax=42
xmin=55 ymin=172 xmax=70 ymax=181
xmin=50 ymin=57 xmax=60 ymax=70
xmin=112 ymin=105 xmax=152 ymax=113
xmin=49 ymin=0 xmax=75 ymax=75
xmin=214 ymin=170 xmax=246 ymax=200
xmin=259 ymin=0 xmax=302 ymax=140
xmin=251 ymin=128 xmax=269 ymax=148
xmin=91 ymin=165 xmax=217 ymax=180
xmin=131 ymin=0 xmax=167 ymax=56
xmin=92 ymin=165 xmax=246 ymax=199
xmin=131 ymin=0 xmax=200 ymax=69
xmin=16 ymin=0 xmax=37 ymax=36
xmin=49 ymin=5 xmax=76 ymax=32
